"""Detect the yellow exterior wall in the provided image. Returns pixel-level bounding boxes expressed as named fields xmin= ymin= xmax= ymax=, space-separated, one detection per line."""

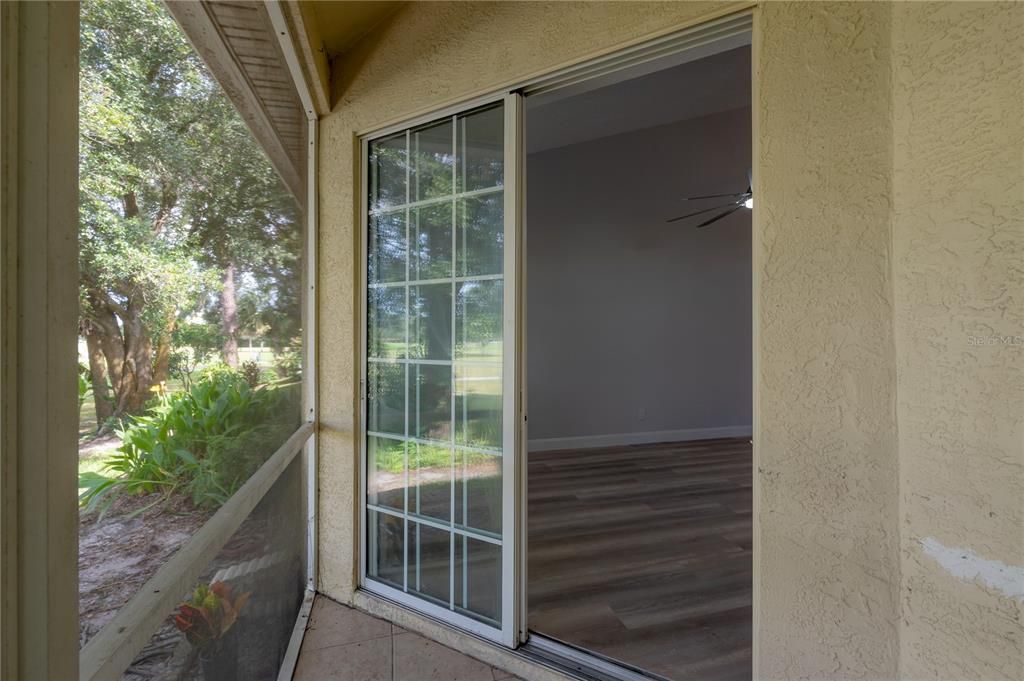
xmin=892 ymin=3 xmax=1024 ymax=680
xmin=316 ymin=2 xmax=1022 ymax=679
xmin=755 ymin=3 xmax=900 ymax=678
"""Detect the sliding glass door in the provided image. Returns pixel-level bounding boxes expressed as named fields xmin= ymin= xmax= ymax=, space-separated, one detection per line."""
xmin=361 ymin=95 xmax=520 ymax=644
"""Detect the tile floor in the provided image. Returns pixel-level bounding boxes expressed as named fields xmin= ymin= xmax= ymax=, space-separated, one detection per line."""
xmin=293 ymin=596 xmax=523 ymax=681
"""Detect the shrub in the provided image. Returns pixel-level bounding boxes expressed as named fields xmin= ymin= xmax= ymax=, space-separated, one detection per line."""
xmin=240 ymin=360 xmax=261 ymax=388
xmin=79 ymin=370 xmax=300 ymax=516
xmin=273 ymin=347 xmax=301 ymax=381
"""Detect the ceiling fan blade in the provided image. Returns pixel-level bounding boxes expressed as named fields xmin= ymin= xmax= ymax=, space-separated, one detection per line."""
xmin=666 ymin=201 xmax=738 ymax=223
xmin=678 ymin=191 xmax=746 ymax=201
xmin=696 ymin=203 xmax=743 ymax=228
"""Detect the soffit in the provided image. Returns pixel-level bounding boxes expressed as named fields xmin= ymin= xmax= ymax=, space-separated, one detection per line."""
xmin=166 ymin=0 xmax=306 ymax=201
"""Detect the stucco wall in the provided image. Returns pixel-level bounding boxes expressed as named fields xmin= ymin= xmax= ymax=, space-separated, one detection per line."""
xmin=316 ymin=2 xmax=1019 ymax=680
xmin=755 ymin=3 xmax=900 ymax=678
xmin=892 ymin=3 xmax=1024 ymax=680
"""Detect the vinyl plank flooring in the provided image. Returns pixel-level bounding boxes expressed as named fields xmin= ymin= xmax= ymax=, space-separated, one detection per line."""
xmin=528 ymin=438 xmax=752 ymax=681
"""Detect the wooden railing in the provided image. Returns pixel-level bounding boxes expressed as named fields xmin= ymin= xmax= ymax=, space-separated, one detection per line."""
xmin=79 ymin=422 xmax=314 ymax=681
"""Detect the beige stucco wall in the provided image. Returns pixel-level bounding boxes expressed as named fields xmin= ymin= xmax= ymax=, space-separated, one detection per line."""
xmin=755 ymin=2 xmax=900 ymax=678
xmin=316 ymin=2 xmax=1021 ymax=679
xmin=892 ymin=3 xmax=1024 ymax=680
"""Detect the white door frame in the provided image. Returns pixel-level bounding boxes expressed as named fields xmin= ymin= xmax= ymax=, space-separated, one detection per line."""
xmin=358 ymin=91 xmax=524 ymax=647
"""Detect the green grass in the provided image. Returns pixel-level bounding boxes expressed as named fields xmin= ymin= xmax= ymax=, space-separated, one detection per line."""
xmin=369 ymin=437 xmax=499 ymax=475
xmin=79 ymin=451 xmax=117 ymax=495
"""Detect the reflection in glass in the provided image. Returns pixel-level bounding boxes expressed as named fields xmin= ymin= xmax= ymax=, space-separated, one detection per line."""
xmin=410 ymin=283 xmax=451 ymax=360
xmin=368 ymin=436 xmax=405 ymax=512
xmin=456 ymin=280 xmax=503 ymax=361
xmin=457 ymin=106 xmax=504 ymax=193
xmin=413 ymin=120 xmax=454 ymax=201
xmin=369 ymin=510 xmax=405 ymax=589
xmin=411 ymin=203 xmax=453 ymax=281
xmin=368 ymin=211 xmax=406 ymax=283
xmin=370 ymin=132 xmax=408 ymax=211
xmin=368 ymin=362 xmax=405 ymax=436
xmin=409 ymin=523 xmax=450 ymax=606
xmin=366 ymin=104 xmax=505 ymax=630
xmin=409 ymin=363 xmax=451 ymax=441
xmin=411 ymin=441 xmax=452 ymax=523
xmin=455 ymin=363 xmax=502 ymax=450
xmin=369 ymin=285 xmax=406 ymax=359
xmin=455 ymin=450 xmax=501 ymax=536
xmin=458 ymin=193 xmax=504 ymax=277
xmin=455 ymin=535 xmax=501 ymax=624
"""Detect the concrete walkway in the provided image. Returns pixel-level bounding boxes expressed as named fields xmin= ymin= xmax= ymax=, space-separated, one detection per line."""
xmin=294 ymin=596 xmax=523 ymax=681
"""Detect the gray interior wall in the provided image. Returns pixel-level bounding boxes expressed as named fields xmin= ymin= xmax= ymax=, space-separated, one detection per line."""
xmin=526 ymin=107 xmax=752 ymax=446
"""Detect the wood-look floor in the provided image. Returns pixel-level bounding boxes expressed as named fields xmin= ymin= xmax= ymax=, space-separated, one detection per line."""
xmin=528 ymin=438 xmax=752 ymax=681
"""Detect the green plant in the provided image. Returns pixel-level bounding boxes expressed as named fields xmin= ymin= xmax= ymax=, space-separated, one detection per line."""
xmin=78 ymin=363 xmax=94 ymax=417
xmin=174 ymin=581 xmax=250 ymax=651
xmin=240 ymin=360 xmax=261 ymax=388
xmin=273 ymin=347 xmax=301 ymax=381
xmin=78 ymin=371 xmax=300 ymax=515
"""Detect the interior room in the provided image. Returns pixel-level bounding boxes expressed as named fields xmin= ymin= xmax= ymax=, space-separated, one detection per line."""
xmin=526 ymin=41 xmax=754 ymax=681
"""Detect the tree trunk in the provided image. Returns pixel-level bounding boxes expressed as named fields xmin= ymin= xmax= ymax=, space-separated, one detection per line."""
xmin=220 ymin=261 xmax=239 ymax=368
xmin=83 ymin=324 xmax=114 ymax=426
xmin=153 ymin=312 xmax=175 ymax=386
xmin=119 ymin=299 xmax=155 ymax=414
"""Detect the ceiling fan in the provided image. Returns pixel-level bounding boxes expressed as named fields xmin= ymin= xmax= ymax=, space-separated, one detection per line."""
xmin=666 ymin=172 xmax=753 ymax=228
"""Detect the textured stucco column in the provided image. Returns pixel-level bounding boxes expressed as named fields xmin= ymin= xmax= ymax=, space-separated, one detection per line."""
xmin=893 ymin=3 xmax=1024 ymax=680
xmin=755 ymin=3 xmax=900 ymax=678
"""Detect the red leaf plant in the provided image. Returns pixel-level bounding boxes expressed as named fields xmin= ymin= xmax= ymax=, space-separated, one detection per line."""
xmin=174 ymin=581 xmax=252 ymax=652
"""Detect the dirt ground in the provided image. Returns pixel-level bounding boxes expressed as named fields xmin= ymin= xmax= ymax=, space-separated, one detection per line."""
xmin=79 ymin=492 xmax=214 ymax=647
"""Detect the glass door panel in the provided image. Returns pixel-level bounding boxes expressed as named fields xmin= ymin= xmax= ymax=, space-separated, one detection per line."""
xmin=363 ymin=99 xmax=516 ymax=642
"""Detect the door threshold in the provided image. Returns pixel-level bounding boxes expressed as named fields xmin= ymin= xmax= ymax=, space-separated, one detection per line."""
xmin=521 ymin=633 xmax=673 ymax=681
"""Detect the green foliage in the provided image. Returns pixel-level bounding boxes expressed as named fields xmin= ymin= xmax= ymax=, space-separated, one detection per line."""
xmin=240 ymin=361 xmax=261 ymax=388
xmin=169 ymin=322 xmax=225 ymax=387
xmin=79 ymin=0 xmax=303 ymax=413
xmin=78 ymin=363 xmax=94 ymax=416
xmin=274 ymin=346 xmax=303 ymax=381
xmin=79 ymin=370 xmax=300 ymax=515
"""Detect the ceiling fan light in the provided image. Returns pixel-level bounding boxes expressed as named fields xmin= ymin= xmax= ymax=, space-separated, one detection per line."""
xmin=743 ymin=198 xmax=753 ymax=209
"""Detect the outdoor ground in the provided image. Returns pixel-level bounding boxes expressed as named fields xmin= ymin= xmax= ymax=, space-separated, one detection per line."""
xmin=78 ymin=398 xmax=214 ymax=647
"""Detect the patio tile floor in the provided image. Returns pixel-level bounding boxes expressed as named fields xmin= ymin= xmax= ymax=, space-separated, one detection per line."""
xmin=293 ymin=596 xmax=523 ymax=681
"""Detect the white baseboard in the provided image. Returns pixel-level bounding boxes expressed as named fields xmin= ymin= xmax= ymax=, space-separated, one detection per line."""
xmin=528 ymin=425 xmax=753 ymax=452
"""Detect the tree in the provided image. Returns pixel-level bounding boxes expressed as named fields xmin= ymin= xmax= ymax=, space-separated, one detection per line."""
xmin=79 ymin=0 xmax=302 ymax=427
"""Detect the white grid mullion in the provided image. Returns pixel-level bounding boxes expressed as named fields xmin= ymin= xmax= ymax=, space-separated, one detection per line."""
xmin=368 ymin=504 xmax=503 ymax=546
xmin=369 ymin=184 xmax=503 ymax=217
xmin=402 ymin=128 xmax=411 ymax=593
xmin=370 ymin=272 xmax=504 ymax=289
xmin=368 ymin=357 xmax=502 ymax=368
xmin=368 ymin=431 xmax=503 ymax=459
xmin=459 ymin=118 xmax=469 ymax=609
xmin=448 ymin=114 xmax=458 ymax=612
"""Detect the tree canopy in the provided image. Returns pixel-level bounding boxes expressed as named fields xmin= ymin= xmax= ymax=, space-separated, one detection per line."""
xmin=79 ymin=0 xmax=302 ymax=426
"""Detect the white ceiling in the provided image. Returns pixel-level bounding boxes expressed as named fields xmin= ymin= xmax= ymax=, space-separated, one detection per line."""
xmin=526 ymin=43 xmax=751 ymax=154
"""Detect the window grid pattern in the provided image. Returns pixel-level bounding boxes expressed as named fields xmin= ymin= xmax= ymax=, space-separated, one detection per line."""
xmin=366 ymin=105 xmax=504 ymax=627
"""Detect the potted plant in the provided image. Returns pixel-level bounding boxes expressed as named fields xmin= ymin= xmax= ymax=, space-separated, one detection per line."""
xmin=174 ymin=581 xmax=251 ymax=681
